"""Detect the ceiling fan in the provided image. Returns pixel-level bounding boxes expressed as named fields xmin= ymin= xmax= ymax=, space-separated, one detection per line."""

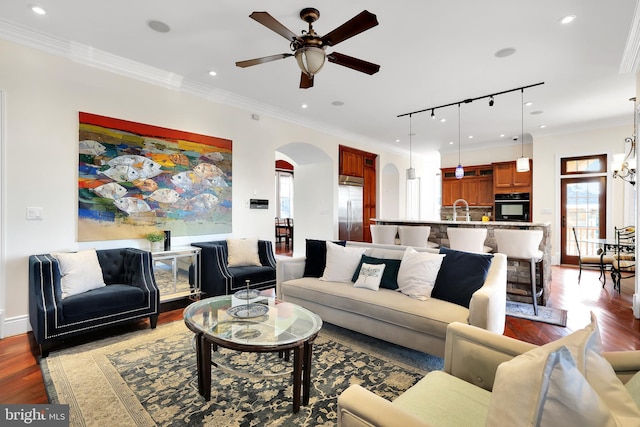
xmin=235 ymin=8 xmax=380 ymax=89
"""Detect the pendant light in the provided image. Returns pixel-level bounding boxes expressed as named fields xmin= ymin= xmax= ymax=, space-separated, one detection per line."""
xmin=455 ymin=103 xmax=464 ymax=179
xmin=407 ymin=114 xmax=416 ymax=180
xmin=516 ymin=88 xmax=530 ymax=172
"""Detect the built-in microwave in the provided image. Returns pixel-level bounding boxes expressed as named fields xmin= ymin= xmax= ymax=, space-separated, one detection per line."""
xmin=494 ymin=193 xmax=530 ymax=222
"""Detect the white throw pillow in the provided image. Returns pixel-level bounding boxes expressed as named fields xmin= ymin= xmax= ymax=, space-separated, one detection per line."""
xmin=396 ymin=247 xmax=445 ymax=300
xmin=320 ymin=242 xmax=367 ymax=282
xmin=354 ymin=263 xmax=386 ymax=291
xmin=486 ymin=312 xmax=640 ymax=426
xmin=53 ymin=249 xmax=105 ymax=299
xmin=227 ymin=238 xmax=261 ymax=267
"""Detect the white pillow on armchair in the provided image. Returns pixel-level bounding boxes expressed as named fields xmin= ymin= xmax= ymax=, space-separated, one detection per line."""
xmin=226 ymin=238 xmax=261 ymax=267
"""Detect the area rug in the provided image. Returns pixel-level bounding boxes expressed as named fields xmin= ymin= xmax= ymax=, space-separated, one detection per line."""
xmin=506 ymin=301 xmax=568 ymax=327
xmin=40 ymin=321 xmax=442 ymax=426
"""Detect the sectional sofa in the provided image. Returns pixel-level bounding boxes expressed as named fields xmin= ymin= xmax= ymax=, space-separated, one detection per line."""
xmin=276 ymin=241 xmax=507 ymax=357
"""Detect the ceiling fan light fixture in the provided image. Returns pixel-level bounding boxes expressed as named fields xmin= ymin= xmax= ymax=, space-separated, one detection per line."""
xmin=295 ymin=47 xmax=326 ymax=77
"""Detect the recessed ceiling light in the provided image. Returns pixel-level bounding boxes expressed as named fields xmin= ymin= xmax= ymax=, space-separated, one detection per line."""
xmin=395 ymin=139 xmax=400 ymax=143
xmin=449 ymin=141 xmax=454 ymax=145
xmin=468 ymin=135 xmax=473 ymax=139
xmin=530 ymin=110 xmax=544 ymax=115
xmin=500 ymin=134 xmax=505 ymax=138
xmin=208 ymin=70 xmax=217 ymax=77
xmin=524 ymin=101 xmax=533 ymax=107
xmin=301 ymin=104 xmax=308 ymax=109
xmin=494 ymin=47 xmax=516 ymax=58
xmin=30 ymin=5 xmax=46 ymax=15
xmin=440 ymin=118 xmax=446 ymax=123
xmin=147 ymin=20 xmax=171 ymax=33
xmin=539 ymin=124 xmax=547 ymax=128
xmin=331 ymin=101 xmax=344 ymax=106
xmin=559 ymin=15 xmax=576 ymax=25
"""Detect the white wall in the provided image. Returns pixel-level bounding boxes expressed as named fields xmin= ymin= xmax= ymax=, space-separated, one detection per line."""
xmin=0 ymin=39 xmax=410 ymax=335
xmin=534 ymin=125 xmax=630 ymax=263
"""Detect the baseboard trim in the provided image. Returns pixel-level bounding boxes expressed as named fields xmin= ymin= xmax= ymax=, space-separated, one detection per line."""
xmin=2 ymin=314 xmax=30 ymax=338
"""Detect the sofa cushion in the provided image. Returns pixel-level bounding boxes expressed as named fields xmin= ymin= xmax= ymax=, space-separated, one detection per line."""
xmin=397 ymin=247 xmax=445 ymax=300
xmin=281 ymin=277 xmax=470 ymax=338
xmin=393 ymin=370 xmax=490 ymax=426
xmin=431 ymin=247 xmax=493 ymax=308
xmin=320 ymin=242 xmax=367 ymax=283
xmin=226 ymin=237 xmax=261 ymax=267
xmin=62 ymin=284 xmax=145 ymax=321
xmin=353 ymin=263 xmax=386 ymax=291
xmin=303 ymin=239 xmax=346 ymax=278
xmin=486 ymin=313 xmax=640 ymax=426
xmin=625 ymin=371 xmax=640 ymax=409
xmin=53 ymin=249 xmax=106 ymax=299
xmin=351 ymin=255 xmax=402 ymax=290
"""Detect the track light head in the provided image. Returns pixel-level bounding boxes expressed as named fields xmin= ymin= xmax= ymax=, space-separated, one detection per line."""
xmin=489 ymin=96 xmax=494 ymax=107
xmin=431 ymin=109 xmax=435 ymax=119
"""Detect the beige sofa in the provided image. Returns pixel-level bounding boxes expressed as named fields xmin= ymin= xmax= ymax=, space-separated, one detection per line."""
xmin=337 ymin=321 xmax=640 ymax=427
xmin=276 ymin=242 xmax=507 ymax=358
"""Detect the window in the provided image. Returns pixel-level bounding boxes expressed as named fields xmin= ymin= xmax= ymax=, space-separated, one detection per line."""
xmin=275 ymin=170 xmax=293 ymax=218
xmin=561 ymin=154 xmax=607 ymax=175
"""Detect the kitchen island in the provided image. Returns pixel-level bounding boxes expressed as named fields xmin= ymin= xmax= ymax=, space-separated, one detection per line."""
xmin=372 ymin=219 xmax=552 ymax=305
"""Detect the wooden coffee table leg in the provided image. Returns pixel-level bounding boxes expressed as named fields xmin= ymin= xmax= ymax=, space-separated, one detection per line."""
xmin=292 ymin=345 xmax=303 ymax=413
xmin=198 ymin=334 xmax=212 ymax=401
xmin=302 ymin=340 xmax=313 ymax=405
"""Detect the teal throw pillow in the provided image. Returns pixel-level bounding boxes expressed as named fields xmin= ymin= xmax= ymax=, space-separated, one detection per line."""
xmin=351 ymin=254 xmax=401 ymax=290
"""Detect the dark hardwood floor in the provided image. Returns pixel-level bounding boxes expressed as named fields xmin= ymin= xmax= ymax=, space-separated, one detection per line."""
xmin=1 ymin=264 xmax=638 ymax=405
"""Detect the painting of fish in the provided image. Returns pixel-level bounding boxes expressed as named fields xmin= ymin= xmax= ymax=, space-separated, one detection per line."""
xmin=78 ymin=112 xmax=232 ymax=241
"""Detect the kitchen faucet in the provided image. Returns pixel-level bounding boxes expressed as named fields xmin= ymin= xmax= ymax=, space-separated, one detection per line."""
xmin=453 ymin=198 xmax=470 ymax=222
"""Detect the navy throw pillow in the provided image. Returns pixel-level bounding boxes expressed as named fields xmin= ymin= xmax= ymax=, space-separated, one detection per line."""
xmin=431 ymin=247 xmax=493 ymax=308
xmin=351 ymin=255 xmax=402 ymax=290
xmin=303 ymin=239 xmax=347 ymax=278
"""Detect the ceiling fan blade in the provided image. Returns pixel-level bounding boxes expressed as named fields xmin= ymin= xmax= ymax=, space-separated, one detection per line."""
xmin=249 ymin=11 xmax=298 ymax=41
xmin=327 ymin=52 xmax=380 ymax=75
xmin=300 ymin=72 xmax=314 ymax=89
xmin=321 ymin=10 xmax=379 ymax=47
xmin=235 ymin=53 xmax=293 ymax=68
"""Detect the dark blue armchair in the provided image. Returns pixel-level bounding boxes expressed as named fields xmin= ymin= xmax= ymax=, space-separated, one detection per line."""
xmin=29 ymin=248 xmax=160 ymax=358
xmin=191 ymin=240 xmax=277 ymax=296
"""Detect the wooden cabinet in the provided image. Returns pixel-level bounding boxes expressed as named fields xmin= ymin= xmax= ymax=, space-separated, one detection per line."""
xmin=493 ymin=160 xmax=532 ymax=193
xmin=340 ymin=150 xmax=365 ymax=177
xmin=441 ymin=165 xmax=493 ymax=206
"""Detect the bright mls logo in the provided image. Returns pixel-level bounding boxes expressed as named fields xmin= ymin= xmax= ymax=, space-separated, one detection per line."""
xmin=1 ymin=405 xmax=69 ymax=426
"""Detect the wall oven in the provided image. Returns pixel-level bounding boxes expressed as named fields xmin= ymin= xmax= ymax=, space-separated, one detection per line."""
xmin=494 ymin=193 xmax=530 ymax=222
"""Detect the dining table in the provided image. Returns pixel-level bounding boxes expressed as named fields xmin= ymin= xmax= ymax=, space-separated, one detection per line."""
xmin=583 ymin=238 xmax=635 ymax=291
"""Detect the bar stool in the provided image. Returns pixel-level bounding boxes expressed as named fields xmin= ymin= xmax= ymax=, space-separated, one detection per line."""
xmin=370 ymin=224 xmax=398 ymax=245
xmin=494 ymin=229 xmax=544 ymax=315
xmin=446 ymin=227 xmax=492 ymax=254
xmin=398 ymin=226 xmax=437 ymax=248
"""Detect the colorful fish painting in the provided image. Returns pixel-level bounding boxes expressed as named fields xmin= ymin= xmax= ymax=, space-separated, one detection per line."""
xmin=92 ymin=182 xmax=127 ymax=199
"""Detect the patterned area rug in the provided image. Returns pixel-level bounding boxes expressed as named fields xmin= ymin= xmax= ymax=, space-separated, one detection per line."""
xmin=41 ymin=321 xmax=443 ymax=426
xmin=506 ymin=301 xmax=568 ymax=327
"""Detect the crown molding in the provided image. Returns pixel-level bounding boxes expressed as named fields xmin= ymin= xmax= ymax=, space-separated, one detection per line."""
xmin=620 ymin=0 xmax=640 ymax=73
xmin=0 ymin=19 xmax=399 ymax=155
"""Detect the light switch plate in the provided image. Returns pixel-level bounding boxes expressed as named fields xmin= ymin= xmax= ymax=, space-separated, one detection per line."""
xmin=26 ymin=207 xmax=43 ymax=220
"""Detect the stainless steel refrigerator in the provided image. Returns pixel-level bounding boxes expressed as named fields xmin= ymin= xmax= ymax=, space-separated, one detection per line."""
xmin=338 ymin=175 xmax=364 ymax=241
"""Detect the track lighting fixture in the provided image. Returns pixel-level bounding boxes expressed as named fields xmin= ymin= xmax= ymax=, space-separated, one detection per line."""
xmin=407 ymin=114 xmax=416 ymax=180
xmin=516 ymin=89 xmax=530 ymax=172
xmin=455 ymin=104 xmax=464 ymax=179
xmin=489 ymin=96 xmax=494 ymax=107
xmin=431 ymin=109 xmax=435 ymax=119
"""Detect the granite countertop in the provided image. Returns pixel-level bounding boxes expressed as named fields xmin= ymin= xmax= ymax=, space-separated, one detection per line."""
xmin=372 ymin=218 xmax=551 ymax=227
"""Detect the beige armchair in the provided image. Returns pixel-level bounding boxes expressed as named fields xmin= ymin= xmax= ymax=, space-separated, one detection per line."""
xmin=337 ymin=321 xmax=640 ymax=427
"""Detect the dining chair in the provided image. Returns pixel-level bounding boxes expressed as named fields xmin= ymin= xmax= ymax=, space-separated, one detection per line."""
xmin=571 ymin=227 xmax=613 ymax=284
xmin=611 ymin=225 xmax=635 ymax=293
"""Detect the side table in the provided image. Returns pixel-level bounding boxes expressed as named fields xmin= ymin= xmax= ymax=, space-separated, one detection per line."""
xmin=151 ymin=246 xmax=201 ymax=302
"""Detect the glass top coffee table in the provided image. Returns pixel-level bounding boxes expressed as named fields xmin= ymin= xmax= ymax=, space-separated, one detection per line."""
xmin=183 ymin=294 xmax=322 ymax=413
